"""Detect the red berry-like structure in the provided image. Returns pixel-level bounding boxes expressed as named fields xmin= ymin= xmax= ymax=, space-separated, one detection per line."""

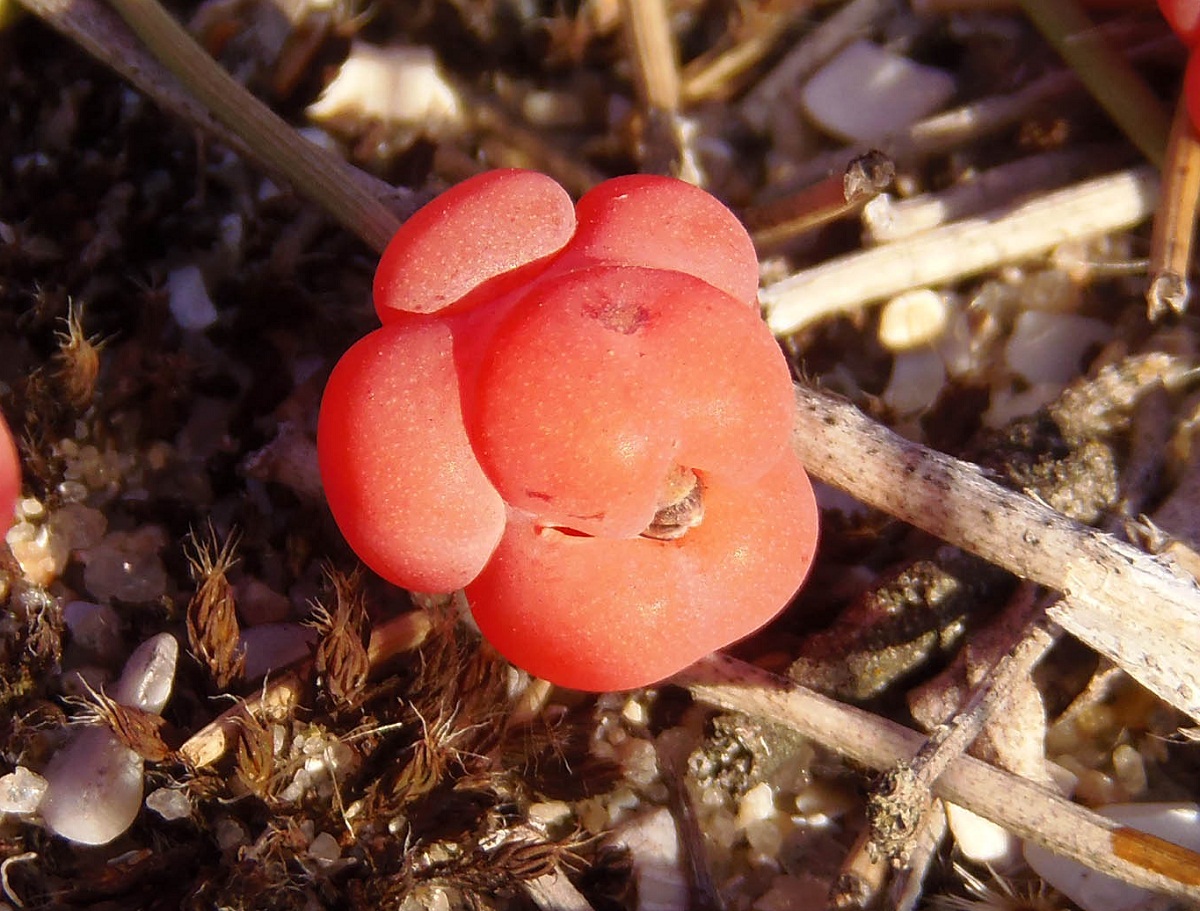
xmin=318 ymin=170 xmax=819 ymax=691
xmin=0 ymin=413 xmax=19 ymax=531
xmin=1160 ymin=0 xmax=1200 ymax=131
xmin=1160 ymin=0 xmax=1200 ymax=47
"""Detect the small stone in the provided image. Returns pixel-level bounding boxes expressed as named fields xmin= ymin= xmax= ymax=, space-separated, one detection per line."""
xmin=214 ymin=817 xmax=248 ymax=851
xmin=39 ymin=726 xmax=145 ymax=845
xmin=6 ymin=521 xmax=70 ymax=586
xmin=737 ymin=782 xmax=777 ymax=829
xmin=307 ymin=43 xmax=462 ymax=134
xmin=235 ymin=576 xmax=293 ymax=625
xmin=1005 ymin=311 xmax=1112 ymax=387
xmin=0 ymin=766 xmax=48 ymax=815
xmin=882 ymin=349 xmax=946 ymax=416
xmin=878 ymin=289 xmax=951 ymax=352
xmin=238 ymin=622 xmax=317 ymax=681
xmin=63 ymin=600 xmax=122 ymax=660
xmin=307 ymin=831 xmax=342 ymax=865
xmin=528 ymin=800 xmax=572 ymax=829
xmin=39 ymin=633 xmax=179 ymax=844
xmin=48 ymin=503 xmax=107 ymax=551
xmin=167 ymin=264 xmax=219 ymax=331
xmin=146 ymin=787 xmax=192 ymax=821
xmin=82 ymin=528 xmax=169 ymax=603
xmin=945 ymin=802 xmax=1020 ymax=868
xmin=802 ymin=41 xmax=955 ymax=142
xmin=113 ymin=632 xmax=178 ymax=714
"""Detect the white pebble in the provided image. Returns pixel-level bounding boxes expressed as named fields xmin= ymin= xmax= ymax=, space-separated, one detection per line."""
xmin=945 ymin=802 xmax=1020 ymax=868
xmin=878 ymin=289 xmax=951 ymax=352
xmin=39 ymin=633 xmax=179 ymax=844
xmin=737 ymin=782 xmax=778 ymax=829
xmin=802 ymin=41 xmax=955 ymax=142
xmin=307 ymin=43 xmax=462 ymax=134
xmin=113 ymin=633 xmax=178 ymax=714
xmin=0 ymin=767 xmax=48 ymax=815
xmin=1005 ymin=310 xmax=1111 ymax=386
xmin=39 ymin=726 xmax=144 ymax=845
xmin=145 ymin=787 xmax=192 ymax=821
xmin=883 ymin=349 xmax=946 ymax=416
xmin=613 ymin=808 xmax=687 ymax=911
xmin=1024 ymin=802 xmax=1200 ymax=911
xmin=167 ymin=264 xmax=219 ymax=331
xmin=6 ymin=521 xmax=69 ymax=586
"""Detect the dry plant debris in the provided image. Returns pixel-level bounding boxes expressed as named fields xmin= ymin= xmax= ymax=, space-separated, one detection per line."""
xmin=3 ymin=1 xmax=1200 ymax=909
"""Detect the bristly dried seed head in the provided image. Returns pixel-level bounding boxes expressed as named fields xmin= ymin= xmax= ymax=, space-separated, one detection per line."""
xmin=71 ymin=680 xmax=173 ymax=762
xmin=185 ymin=524 xmax=244 ymax=688
xmin=308 ymin=566 xmax=371 ymax=709
xmin=234 ymin=711 xmax=278 ymax=800
xmin=53 ymin=301 xmax=105 ymax=411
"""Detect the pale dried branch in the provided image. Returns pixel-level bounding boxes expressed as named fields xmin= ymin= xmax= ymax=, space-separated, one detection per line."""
xmin=763 ymin=167 xmax=1159 ymax=335
xmin=678 ymin=653 xmax=1200 ymax=905
xmin=617 ymin=0 xmax=679 ymax=113
xmin=1147 ymin=93 xmax=1200 ymax=320
xmin=790 ymin=382 xmax=1200 ymax=725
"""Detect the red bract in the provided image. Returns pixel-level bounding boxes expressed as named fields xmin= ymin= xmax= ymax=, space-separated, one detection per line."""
xmin=318 ymin=169 xmax=820 ymax=690
xmin=1160 ymin=0 xmax=1200 ymax=46
xmin=0 ymin=412 xmax=18 ymax=530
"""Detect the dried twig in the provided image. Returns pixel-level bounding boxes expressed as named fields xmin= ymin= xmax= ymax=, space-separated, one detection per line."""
xmin=745 ymin=150 xmax=894 ymax=248
xmin=678 ymin=652 xmax=1200 ymax=904
xmin=861 ymin=146 xmax=1123 ymax=244
xmin=1147 ymin=92 xmax=1200 ymax=319
xmin=762 ymin=167 xmax=1160 ymax=335
xmin=617 ymin=0 xmax=679 ymax=113
xmin=680 ymin=2 xmax=807 ymax=104
xmin=790 ymin=382 xmax=1200 ymax=725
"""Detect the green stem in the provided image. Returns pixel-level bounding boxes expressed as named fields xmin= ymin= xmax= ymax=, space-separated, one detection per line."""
xmin=1017 ymin=0 xmax=1170 ymax=168
xmin=104 ymin=0 xmax=402 ymax=252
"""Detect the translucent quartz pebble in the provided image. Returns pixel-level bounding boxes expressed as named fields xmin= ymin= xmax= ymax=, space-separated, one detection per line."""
xmin=0 ymin=766 xmax=49 ymax=815
xmin=145 ymin=787 xmax=192 ymax=821
xmin=82 ymin=529 xmax=169 ymax=604
xmin=40 ymin=633 xmax=179 ymax=844
xmin=1024 ymin=802 xmax=1200 ymax=911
